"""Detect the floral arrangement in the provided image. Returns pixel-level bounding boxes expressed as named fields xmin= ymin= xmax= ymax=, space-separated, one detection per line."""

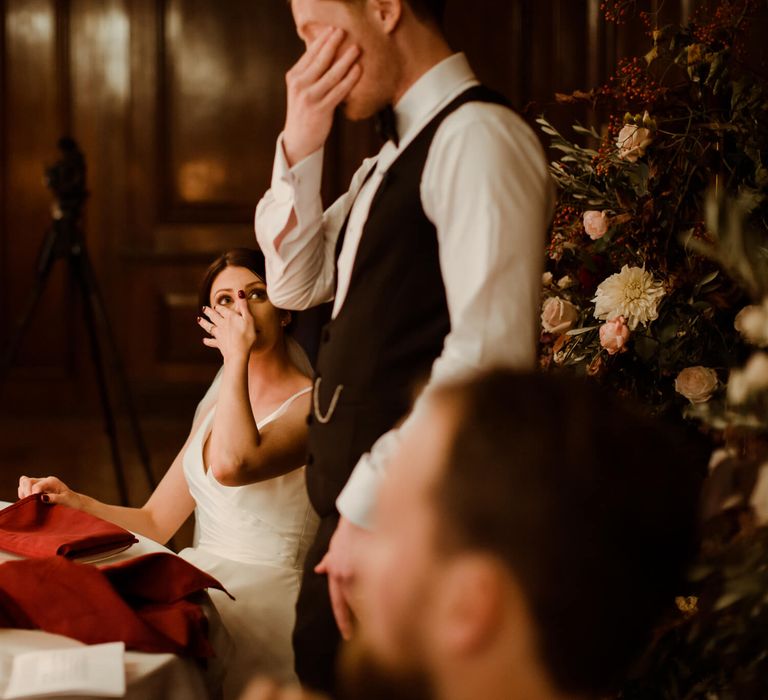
xmin=538 ymin=0 xmax=768 ymax=415
xmin=617 ymin=201 xmax=768 ymax=698
xmin=538 ymin=1 xmax=768 ymax=697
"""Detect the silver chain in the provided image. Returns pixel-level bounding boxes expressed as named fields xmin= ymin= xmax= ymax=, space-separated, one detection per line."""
xmin=312 ymin=377 xmax=344 ymax=424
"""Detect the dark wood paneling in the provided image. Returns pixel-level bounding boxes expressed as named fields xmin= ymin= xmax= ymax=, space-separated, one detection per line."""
xmin=444 ymin=0 xmax=525 ymax=104
xmin=67 ymin=0 xmax=131 ymax=380
xmin=1 ymin=0 xmax=702 ymax=393
xmin=0 ymin=0 xmax=6 ymax=349
xmin=4 ymin=0 xmax=70 ymax=371
xmin=119 ymin=0 xmax=302 ymax=383
xmin=161 ymin=0 xmax=301 ymax=221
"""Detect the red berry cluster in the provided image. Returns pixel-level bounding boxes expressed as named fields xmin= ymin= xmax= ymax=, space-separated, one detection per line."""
xmin=601 ymin=57 xmax=661 ymax=107
xmin=691 ymin=0 xmax=757 ymax=45
xmin=593 ymin=115 xmax=625 ymax=176
xmin=600 ymin=0 xmax=637 ymax=24
xmin=553 ymin=203 xmax=580 ymax=231
xmin=639 ymin=10 xmax=655 ymax=34
xmin=548 ymin=204 xmax=582 ymax=260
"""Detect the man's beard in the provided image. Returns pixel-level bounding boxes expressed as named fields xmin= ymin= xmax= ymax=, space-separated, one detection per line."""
xmin=336 ymin=636 xmax=436 ymax=700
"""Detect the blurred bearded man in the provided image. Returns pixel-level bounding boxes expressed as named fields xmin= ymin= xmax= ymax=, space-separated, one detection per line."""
xmin=344 ymin=370 xmax=703 ymax=700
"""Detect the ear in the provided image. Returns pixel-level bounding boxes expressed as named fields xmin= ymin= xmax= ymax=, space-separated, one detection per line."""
xmin=369 ymin=0 xmax=402 ymax=33
xmin=430 ymin=556 xmax=506 ymax=656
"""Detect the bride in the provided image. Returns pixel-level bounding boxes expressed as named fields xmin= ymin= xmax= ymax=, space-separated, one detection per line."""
xmin=18 ymin=248 xmax=319 ymax=698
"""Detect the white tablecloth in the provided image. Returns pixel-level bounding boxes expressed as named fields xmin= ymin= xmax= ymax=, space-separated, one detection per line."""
xmin=0 ymin=503 xmax=225 ymax=699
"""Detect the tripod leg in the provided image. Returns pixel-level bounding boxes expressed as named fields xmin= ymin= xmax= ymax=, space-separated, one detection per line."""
xmin=75 ymin=247 xmax=156 ymax=491
xmin=71 ymin=256 xmax=131 ymax=506
xmin=1 ymin=227 xmax=60 ymax=379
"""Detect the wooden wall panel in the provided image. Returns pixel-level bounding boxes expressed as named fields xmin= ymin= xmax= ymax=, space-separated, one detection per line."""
xmin=67 ymin=0 xmax=131 ymax=377
xmin=444 ymin=0 xmax=525 ymax=104
xmin=0 ymin=0 xmax=705 ymax=397
xmin=3 ymin=0 xmax=69 ymax=371
xmin=163 ymin=0 xmax=301 ymax=219
xmin=117 ymin=0 xmax=305 ymax=386
xmin=0 ymin=0 xmax=6 ymax=349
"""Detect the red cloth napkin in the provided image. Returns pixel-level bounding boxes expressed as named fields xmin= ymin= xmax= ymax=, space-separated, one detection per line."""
xmin=102 ymin=551 xmax=235 ymax=603
xmin=0 ymin=553 xmax=228 ymax=657
xmin=0 ymin=495 xmax=137 ymax=559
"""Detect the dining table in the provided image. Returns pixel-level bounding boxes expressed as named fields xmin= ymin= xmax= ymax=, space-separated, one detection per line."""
xmin=0 ymin=501 xmax=229 ymax=700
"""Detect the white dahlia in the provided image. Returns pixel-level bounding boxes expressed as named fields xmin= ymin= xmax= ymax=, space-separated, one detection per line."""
xmin=592 ymin=265 xmax=665 ymax=330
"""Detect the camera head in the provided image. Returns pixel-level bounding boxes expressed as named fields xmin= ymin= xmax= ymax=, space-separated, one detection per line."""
xmin=44 ymin=137 xmax=88 ymax=220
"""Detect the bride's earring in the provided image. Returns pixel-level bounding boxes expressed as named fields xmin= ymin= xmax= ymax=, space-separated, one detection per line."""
xmin=281 ymin=313 xmax=291 ymax=327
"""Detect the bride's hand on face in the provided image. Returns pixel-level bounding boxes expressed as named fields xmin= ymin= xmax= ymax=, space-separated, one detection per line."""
xmin=17 ymin=475 xmax=84 ymax=509
xmin=199 ymin=292 xmax=257 ymax=363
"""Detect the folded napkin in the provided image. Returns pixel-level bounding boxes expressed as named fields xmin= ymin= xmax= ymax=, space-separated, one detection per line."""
xmin=103 ymin=551 xmax=235 ymax=604
xmin=0 ymin=495 xmax=137 ymax=559
xmin=0 ymin=553 xmax=229 ymax=657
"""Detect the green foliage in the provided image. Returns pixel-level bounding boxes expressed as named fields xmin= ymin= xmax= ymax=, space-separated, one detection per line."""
xmin=539 ymin=1 xmax=768 ymax=418
xmin=540 ymin=3 xmax=768 ymax=698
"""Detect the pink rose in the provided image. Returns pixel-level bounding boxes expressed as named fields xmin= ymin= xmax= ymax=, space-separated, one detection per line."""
xmin=599 ymin=316 xmax=630 ymax=355
xmin=616 ymin=124 xmax=653 ymax=162
xmin=541 ymin=297 xmax=579 ymax=335
xmin=675 ymin=366 xmax=718 ymax=404
xmin=583 ymin=211 xmax=609 ymax=240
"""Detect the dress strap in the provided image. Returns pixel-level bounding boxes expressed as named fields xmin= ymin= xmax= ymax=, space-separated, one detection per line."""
xmin=257 ymin=386 xmax=312 ymax=429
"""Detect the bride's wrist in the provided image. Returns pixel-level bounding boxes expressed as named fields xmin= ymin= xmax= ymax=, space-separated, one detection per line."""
xmin=222 ymin=352 xmax=249 ymax=371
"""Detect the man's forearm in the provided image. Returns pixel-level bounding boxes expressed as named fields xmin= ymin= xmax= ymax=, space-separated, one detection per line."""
xmin=254 ymin=139 xmax=335 ymax=309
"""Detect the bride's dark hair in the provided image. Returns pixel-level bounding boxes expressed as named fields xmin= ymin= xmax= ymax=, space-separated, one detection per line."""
xmin=199 ymin=248 xmax=267 ymax=312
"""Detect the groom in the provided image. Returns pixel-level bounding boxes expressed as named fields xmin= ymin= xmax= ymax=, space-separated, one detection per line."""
xmin=254 ymin=0 xmax=553 ymax=691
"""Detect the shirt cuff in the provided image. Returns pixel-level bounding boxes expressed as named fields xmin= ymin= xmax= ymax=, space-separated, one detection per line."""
xmin=336 ymin=455 xmax=382 ymax=531
xmin=272 ymin=132 xmax=324 ymax=206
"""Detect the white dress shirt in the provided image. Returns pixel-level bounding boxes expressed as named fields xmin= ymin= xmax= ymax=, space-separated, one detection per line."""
xmin=255 ymin=53 xmax=554 ymax=529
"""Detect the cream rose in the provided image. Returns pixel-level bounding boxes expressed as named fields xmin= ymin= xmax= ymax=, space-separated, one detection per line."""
xmin=541 ymin=297 xmax=579 ymax=335
xmin=617 ymin=124 xmax=653 ymax=162
xmin=583 ymin=210 xmax=609 ymax=240
xmin=599 ymin=316 xmax=630 ymax=355
xmin=675 ymin=366 xmax=718 ymax=404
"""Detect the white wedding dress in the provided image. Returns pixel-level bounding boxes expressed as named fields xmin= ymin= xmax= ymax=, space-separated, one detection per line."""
xmin=178 ymin=370 xmax=319 ymax=699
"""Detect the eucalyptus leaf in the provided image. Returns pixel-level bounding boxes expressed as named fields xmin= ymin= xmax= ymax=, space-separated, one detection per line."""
xmin=566 ymin=325 xmax=599 ymax=336
xmin=572 ymin=124 xmax=601 ymax=139
xmin=698 ymin=270 xmax=720 ymax=287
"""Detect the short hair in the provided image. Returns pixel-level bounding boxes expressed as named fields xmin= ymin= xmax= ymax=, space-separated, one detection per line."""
xmin=336 ymin=0 xmax=446 ymax=24
xmin=433 ymin=370 xmax=703 ymax=696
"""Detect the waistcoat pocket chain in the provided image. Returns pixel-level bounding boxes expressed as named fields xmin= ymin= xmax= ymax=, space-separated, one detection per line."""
xmin=313 ymin=377 xmax=344 ymax=424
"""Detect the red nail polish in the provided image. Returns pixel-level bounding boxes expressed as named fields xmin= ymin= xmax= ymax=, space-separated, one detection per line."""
xmin=237 ymin=290 xmax=245 ymax=299
xmin=197 ymin=316 xmax=201 ymax=322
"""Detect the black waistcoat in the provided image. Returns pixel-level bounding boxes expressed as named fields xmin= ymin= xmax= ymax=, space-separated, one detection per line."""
xmin=307 ymin=85 xmax=509 ymax=517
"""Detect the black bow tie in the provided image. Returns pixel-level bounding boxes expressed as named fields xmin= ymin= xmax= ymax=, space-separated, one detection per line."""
xmin=375 ymin=104 xmax=399 ymax=147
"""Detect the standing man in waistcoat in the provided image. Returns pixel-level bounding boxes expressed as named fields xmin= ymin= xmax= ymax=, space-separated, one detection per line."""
xmin=254 ymin=0 xmax=553 ymax=692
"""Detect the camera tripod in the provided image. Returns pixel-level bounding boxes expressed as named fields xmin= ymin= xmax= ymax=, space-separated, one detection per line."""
xmin=0 ymin=138 xmax=156 ymax=505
